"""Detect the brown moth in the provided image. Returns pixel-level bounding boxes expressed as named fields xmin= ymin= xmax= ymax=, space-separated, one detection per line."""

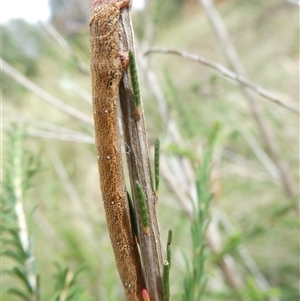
xmin=89 ymin=1 xmax=145 ymax=300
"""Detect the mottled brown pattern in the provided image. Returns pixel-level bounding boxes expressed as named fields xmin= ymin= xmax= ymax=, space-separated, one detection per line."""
xmin=89 ymin=1 xmax=145 ymax=300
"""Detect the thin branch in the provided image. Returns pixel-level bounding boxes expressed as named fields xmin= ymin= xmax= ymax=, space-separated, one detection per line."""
xmin=3 ymin=112 xmax=94 ymax=143
xmin=159 ymin=154 xmax=193 ymax=219
xmin=286 ymin=0 xmax=300 ymax=5
xmin=60 ymin=77 xmax=92 ymax=104
xmin=39 ymin=21 xmax=89 ymax=75
xmin=135 ymin=38 xmax=246 ymax=292
xmin=133 ymin=5 xmax=283 ymax=294
xmin=118 ymin=8 xmax=164 ymax=300
xmin=239 ymin=129 xmax=280 ymax=180
xmin=12 ymin=130 xmax=39 ymax=295
xmin=24 ymin=128 xmax=94 ymax=144
xmin=197 ymin=0 xmax=296 ymax=198
xmin=137 ymin=36 xmax=281 ymax=295
xmin=39 ymin=21 xmax=73 ymax=56
xmin=145 ymin=48 xmax=299 ymax=115
xmin=221 ymin=148 xmax=279 ymax=183
xmin=1 ymin=58 xmax=93 ymax=125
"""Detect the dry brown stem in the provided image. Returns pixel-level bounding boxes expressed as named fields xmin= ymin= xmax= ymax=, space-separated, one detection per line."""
xmin=145 ymin=48 xmax=299 ymax=115
xmin=116 ymin=5 xmax=165 ymax=301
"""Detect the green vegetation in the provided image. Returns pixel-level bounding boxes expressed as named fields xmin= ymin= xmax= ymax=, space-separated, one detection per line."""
xmin=2 ymin=0 xmax=298 ymax=300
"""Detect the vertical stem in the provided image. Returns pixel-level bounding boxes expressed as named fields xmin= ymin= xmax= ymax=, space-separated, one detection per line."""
xmin=12 ymin=129 xmax=39 ymax=299
xmin=118 ymin=6 xmax=164 ymax=301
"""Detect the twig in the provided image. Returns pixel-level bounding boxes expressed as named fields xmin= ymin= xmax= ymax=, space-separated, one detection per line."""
xmin=12 ymin=129 xmax=39 ymax=296
xmin=3 ymin=125 xmax=94 ymax=144
xmin=25 ymin=128 xmax=93 ymax=143
xmin=39 ymin=21 xmax=89 ymax=75
xmin=239 ymin=129 xmax=280 ymax=180
xmin=197 ymin=0 xmax=296 ymax=198
xmin=133 ymin=4 xmax=280 ymax=295
xmin=221 ymin=148 xmax=279 ymax=183
xmin=286 ymin=0 xmax=300 ymax=5
xmin=137 ymin=37 xmax=280 ymax=295
xmin=145 ymin=48 xmax=299 ymax=115
xmin=118 ymin=7 xmax=164 ymax=300
xmin=60 ymin=76 xmax=92 ymax=104
xmin=135 ymin=38 xmax=246 ymax=292
xmin=159 ymin=155 xmax=193 ymax=219
xmin=39 ymin=21 xmax=73 ymax=56
xmin=1 ymin=58 xmax=93 ymax=125
xmin=3 ymin=112 xmax=94 ymax=143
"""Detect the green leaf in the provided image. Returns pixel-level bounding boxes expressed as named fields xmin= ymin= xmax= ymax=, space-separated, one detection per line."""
xmin=10 ymin=267 xmax=33 ymax=294
xmin=135 ymin=181 xmax=150 ymax=235
xmin=154 ymin=138 xmax=160 ymax=192
xmin=2 ymin=249 xmax=26 ymax=265
xmin=129 ymin=51 xmax=141 ymax=112
xmin=7 ymin=287 xmax=31 ymax=301
xmin=182 ymin=131 xmax=215 ymax=301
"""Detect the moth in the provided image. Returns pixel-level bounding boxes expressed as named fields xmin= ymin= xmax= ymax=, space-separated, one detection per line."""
xmin=89 ymin=0 xmax=145 ymax=300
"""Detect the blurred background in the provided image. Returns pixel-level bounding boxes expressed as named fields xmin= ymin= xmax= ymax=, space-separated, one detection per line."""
xmin=1 ymin=0 xmax=299 ymax=300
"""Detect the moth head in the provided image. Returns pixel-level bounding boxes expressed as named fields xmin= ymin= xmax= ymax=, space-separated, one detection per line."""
xmin=90 ymin=0 xmax=116 ymax=10
xmin=89 ymin=4 xmax=119 ymax=37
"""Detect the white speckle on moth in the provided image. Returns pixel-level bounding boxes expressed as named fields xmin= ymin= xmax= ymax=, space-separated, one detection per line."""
xmin=90 ymin=1 xmax=143 ymax=291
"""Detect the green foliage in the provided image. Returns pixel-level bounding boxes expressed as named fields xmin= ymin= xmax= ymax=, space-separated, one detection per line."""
xmin=135 ymin=181 xmax=150 ymax=234
xmin=242 ymin=278 xmax=279 ymax=301
xmin=1 ymin=126 xmax=86 ymax=301
xmin=51 ymin=263 xmax=85 ymax=301
xmin=163 ymin=261 xmax=170 ymax=301
xmin=163 ymin=229 xmax=173 ymax=301
xmin=182 ymin=132 xmax=215 ymax=301
xmin=2 ymin=125 xmax=42 ymax=301
xmin=212 ymin=232 xmax=242 ymax=264
xmin=129 ymin=51 xmax=141 ymax=113
xmin=211 ymin=278 xmax=280 ymax=301
xmin=2 ymin=1 xmax=299 ymax=300
xmin=154 ymin=138 xmax=160 ymax=193
xmin=166 ymin=229 xmax=173 ymax=269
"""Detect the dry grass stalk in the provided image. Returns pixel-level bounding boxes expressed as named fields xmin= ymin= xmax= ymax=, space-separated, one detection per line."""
xmin=198 ymin=0 xmax=296 ymax=198
xmin=145 ymin=48 xmax=299 ymax=115
xmin=0 ymin=58 xmax=93 ymax=125
xmin=118 ymin=8 xmax=165 ymax=301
